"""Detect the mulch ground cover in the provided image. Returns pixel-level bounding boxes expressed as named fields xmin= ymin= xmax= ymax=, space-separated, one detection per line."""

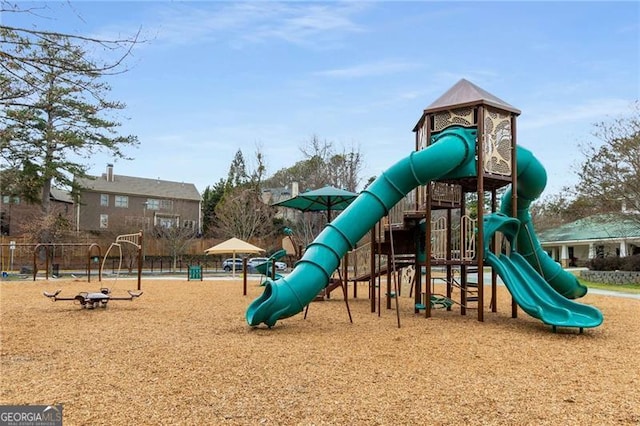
xmin=1 ymin=275 xmax=639 ymax=425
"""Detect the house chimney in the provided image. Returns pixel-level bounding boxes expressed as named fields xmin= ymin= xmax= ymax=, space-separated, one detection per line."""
xmin=106 ymin=164 xmax=114 ymax=182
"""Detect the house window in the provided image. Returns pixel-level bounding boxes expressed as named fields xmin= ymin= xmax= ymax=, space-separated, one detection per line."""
xmin=100 ymin=214 xmax=109 ymax=229
xmin=595 ymin=245 xmax=605 ymax=258
xmin=160 ymin=199 xmax=173 ymax=210
xmin=183 ymin=220 xmax=195 ymax=230
xmin=157 ymin=215 xmax=178 ymax=228
xmin=146 ymin=199 xmax=160 ymax=210
xmin=2 ymin=195 xmax=20 ymax=204
xmin=100 ymin=194 xmax=109 ymax=206
xmin=114 ymin=195 xmax=128 ymax=208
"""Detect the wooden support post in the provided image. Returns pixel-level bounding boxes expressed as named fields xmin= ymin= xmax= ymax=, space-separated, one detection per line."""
xmin=511 ymin=114 xmax=519 ymax=319
xmin=491 ymin=190 xmax=498 ymax=313
xmin=460 ymin=195 xmax=467 ymax=316
xmin=386 ymin=263 xmax=392 ymax=310
xmin=370 ymin=228 xmax=376 ymax=313
xmin=425 ymin=185 xmax=432 ymax=318
xmin=461 ymin=264 xmax=467 ymax=316
xmin=477 ymin=105 xmax=485 ymax=322
xmin=377 ymin=222 xmax=382 ymax=317
xmin=243 ymin=258 xmax=248 ymax=296
xmin=446 ymin=208 xmax=453 ymax=311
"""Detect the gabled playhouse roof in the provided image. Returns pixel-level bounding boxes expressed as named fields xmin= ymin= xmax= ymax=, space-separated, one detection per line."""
xmin=413 ymin=79 xmax=520 ymax=131
xmin=426 ymin=78 xmax=521 ymax=114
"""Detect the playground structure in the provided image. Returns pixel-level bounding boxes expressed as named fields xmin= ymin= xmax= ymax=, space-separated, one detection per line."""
xmin=43 ymin=287 xmax=143 ymax=309
xmin=254 ymin=249 xmax=288 ymax=281
xmin=0 ymin=241 xmax=102 ymax=281
xmin=42 ymin=232 xmax=144 ymax=309
xmin=36 ymin=242 xmax=104 ymax=282
xmin=1 ymin=231 xmax=144 ymax=289
xmin=247 ymin=79 xmax=603 ymax=332
xmin=101 ymin=231 xmax=144 ymax=291
xmin=282 ymin=226 xmax=303 ymax=260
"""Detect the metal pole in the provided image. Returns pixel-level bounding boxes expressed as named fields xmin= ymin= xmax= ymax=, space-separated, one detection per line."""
xmin=9 ymin=240 xmax=15 ymax=271
xmin=137 ymin=231 xmax=143 ymax=290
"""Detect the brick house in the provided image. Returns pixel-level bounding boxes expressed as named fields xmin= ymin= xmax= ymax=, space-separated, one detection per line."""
xmin=0 ymin=188 xmax=74 ymax=237
xmin=74 ymin=164 xmax=202 ymax=235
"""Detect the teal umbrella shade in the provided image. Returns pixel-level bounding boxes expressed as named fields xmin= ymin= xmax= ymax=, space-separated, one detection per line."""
xmin=273 ymin=186 xmax=358 ymax=221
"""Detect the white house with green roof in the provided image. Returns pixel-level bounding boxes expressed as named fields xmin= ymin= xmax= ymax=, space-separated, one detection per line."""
xmin=537 ymin=214 xmax=640 ymax=267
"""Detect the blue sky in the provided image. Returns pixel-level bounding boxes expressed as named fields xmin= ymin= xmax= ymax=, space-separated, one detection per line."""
xmin=5 ymin=1 xmax=639 ymax=197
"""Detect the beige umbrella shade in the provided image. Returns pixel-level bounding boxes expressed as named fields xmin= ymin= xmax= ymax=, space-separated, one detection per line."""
xmin=204 ymin=237 xmax=265 ymax=277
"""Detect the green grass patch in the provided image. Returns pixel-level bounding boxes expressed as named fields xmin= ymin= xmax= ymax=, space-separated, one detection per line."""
xmin=579 ymin=279 xmax=640 ymax=294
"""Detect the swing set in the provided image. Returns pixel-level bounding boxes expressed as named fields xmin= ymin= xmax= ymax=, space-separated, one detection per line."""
xmin=43 ymin=232 xmax=144 ymax=309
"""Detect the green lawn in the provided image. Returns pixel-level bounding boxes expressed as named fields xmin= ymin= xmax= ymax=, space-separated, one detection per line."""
xmin=579 ymin=279 xmax=640 ymax=294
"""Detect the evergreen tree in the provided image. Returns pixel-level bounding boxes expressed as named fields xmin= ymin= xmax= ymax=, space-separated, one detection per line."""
xmin=226 ymin=149 xmax=248 ymax=188
xmin=1 ymin=9 xmax=140 ymax=214
xmin=201 ymin=179 xmax=226 ymax=237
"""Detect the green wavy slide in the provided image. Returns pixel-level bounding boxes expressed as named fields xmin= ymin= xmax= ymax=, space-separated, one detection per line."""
xmin=483 ymin=213 xmax=603 ymax=329
xmin=246 ymin=126 xmax=603 ymax=329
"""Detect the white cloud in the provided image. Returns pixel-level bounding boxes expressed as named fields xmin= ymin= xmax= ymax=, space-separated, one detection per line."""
xmin=240 ymin=2 xmax=367 ymax=46
xmin=126 ymin=1 xmax=369 ymax=49
xmin=314 ymin=60 xmax=422 ymax=78
xmin=519 ymin=98 xmax=633 ymax=130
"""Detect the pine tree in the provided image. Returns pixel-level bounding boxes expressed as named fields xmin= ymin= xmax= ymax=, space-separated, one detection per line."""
xmin=1 ymin=31 xmax=138 ymax=213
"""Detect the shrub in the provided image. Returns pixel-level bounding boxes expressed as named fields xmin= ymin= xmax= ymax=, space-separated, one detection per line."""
xmin=588 ymin=254 xmax=640 ymax=271
xmin=621 ymin=254 xmax=640 ymax=271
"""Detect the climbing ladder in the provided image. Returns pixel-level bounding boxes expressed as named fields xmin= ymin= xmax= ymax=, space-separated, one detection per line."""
xmin=409 ymin=267 xmax=480 ymax=311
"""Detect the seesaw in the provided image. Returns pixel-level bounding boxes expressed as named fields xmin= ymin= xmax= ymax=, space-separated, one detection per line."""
xmin=43 ymin=288 xmax=143 ymax=309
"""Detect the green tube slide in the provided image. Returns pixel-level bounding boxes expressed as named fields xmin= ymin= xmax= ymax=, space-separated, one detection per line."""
xmin=246 ymin=126 xmax=477 ymax=327
xmin=500 ymin=147 xmax=588 ymax=299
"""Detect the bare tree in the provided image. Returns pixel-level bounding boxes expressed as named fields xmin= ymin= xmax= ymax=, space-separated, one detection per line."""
xmin=207 ymin=146 xmax=274 ymax=239
xmin=19 ymin=206 xmax=72 ymax=243
xmin=262 ymin=135 xmax=364 ymax=245
xmin=573 ymin=101 xmax=640 ymax=224
xmin=214 ymin=187 xmax=276 ymax=241
xmin=155 ymin=225 xmax=197 ymax=272
xmin=266 ymin=135 xmax=364 ymax=192
xmin=299 ymin=135 xmax=363 ymax=192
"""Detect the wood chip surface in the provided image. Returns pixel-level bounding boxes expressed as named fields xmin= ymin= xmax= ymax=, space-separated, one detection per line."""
xmin=1 ymin=276 xmax=639 ymax=425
